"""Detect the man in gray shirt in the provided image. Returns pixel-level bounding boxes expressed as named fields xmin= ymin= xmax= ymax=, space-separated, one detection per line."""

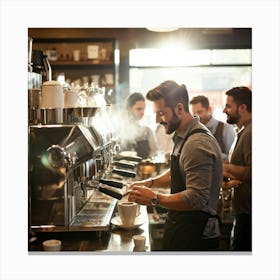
xmin=190 ymin=95 xmax=236 ymax=160
xmin=127 ymin=80 xmax=223 ymax=251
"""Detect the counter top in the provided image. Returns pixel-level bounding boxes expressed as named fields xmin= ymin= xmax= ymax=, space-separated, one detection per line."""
xmin=28 ymin=206 xmax=150 ymax=253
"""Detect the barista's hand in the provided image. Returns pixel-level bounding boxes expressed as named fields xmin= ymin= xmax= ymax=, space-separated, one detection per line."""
xmin=127 ymin=186 xmax=156 ymax=206
xmin=222 ymin=179 xmax=241 ymax=189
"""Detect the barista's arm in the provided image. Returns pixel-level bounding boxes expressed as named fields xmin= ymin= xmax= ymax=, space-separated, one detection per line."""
xmin=128 ymin=185 xmax=193 ymax=211
xmin=128 ymin=169 xmax=170 ymax=189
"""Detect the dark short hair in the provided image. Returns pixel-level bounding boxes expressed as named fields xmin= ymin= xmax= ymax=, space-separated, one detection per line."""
xmin=146 ymin=80 xmax=190 ymax=112
xmin=126 ymin=92 xmax=145 ymax=109
xmin=225 ymin=86 xmax=252 ymax=113
xmin=190 ymin=95 xmax=210 ymax=109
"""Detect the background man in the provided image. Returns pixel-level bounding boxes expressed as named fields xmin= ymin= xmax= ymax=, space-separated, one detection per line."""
xmin=190 ymin=95 xmax=236 ymax=160
xmin=222 ymin=86 xmax=252 ymax=251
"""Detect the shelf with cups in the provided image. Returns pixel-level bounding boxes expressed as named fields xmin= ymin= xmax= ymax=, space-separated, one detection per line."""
xmin=32 ymin=37 xmax=119 ymax=100
xmin=49 ymin=61 xmax=116 ymax=87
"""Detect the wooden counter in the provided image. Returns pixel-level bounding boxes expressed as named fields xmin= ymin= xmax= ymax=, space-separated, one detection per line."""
xmin=28 ymin=206 xmax=150 ymax=253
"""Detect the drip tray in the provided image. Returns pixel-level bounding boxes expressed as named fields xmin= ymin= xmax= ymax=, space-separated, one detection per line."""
xmin=70 ymin=195 xmax=117 ymax=231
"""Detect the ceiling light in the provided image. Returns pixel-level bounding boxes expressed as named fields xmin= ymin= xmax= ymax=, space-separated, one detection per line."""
xmin=146 ymin=28 xmax=179 ymax=32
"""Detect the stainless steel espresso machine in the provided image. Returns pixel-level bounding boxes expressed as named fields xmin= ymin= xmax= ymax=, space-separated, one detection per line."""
xmin=28 ymin=108 xmax=124 ymax=232
xmin=27 ymin=39 xmax=138 ymax=234
xmin=27 ymin=36 xmax=142 ymax=235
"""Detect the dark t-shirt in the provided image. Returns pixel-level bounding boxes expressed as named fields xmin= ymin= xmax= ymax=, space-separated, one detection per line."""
xmin=231 ymin=120 xmax=252 ymax=215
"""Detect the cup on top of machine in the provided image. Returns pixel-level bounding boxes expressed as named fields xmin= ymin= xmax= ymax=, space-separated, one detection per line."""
xmin=40 ymin=81 xmax=64 ymax=109
xmin=64 ymin=87 xmax=79 ymax=108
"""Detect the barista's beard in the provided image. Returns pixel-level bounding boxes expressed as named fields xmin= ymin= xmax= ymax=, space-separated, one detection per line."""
xmin=165 ymin=115 xmax=181 ymax=134
xmin=226 ymin=111 xmax=240 ymax=125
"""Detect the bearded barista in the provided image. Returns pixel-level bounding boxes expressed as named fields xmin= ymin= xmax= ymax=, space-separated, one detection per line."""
xmin=127 ymin=80 xmax=223 ymax=251
xmin=222 ymin=87 xmax=252 ymax=251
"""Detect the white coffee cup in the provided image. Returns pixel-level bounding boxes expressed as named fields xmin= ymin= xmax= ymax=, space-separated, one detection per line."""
xmin=64 ymin=88 xmax=79 ymax=108
xmin=120 ymin=195 xmax=140 ymax=217
xmin=117 ymin=201 xmax=138 ymax=227
xmin=133 ymin=235 xmax=146 ymax=251
xmin=73 ymin=50 xmax=80 ymax=61
xmin=42 ymin=239 xmax=62 ymax=251
xmin=40 ymin=81 xmax=64 ymax=108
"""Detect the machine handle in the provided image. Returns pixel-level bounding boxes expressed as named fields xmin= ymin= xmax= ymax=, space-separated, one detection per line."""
xmin=113 ymin=161 xmax=136 ymax=170
xmin=117 ymin=156 xmax=142 ymax=163
xmin=112 ymin=168 xmax=136 ymax=178
xmin=99 ymin=179 xmax=124 ymax=189
xmin=98 ymin=186 xmax=123 ymax=200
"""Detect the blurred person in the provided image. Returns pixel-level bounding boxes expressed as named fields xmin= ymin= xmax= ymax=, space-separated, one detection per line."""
xmin=126 ymin=81 xmax=223 ymax=251
xmin=190 ymin=95 xmax=236 ymax=160
xmin=119 ymin=92 xmax=157 ymax=159
xmin=222 ymin=86 xmax=252 ymax=251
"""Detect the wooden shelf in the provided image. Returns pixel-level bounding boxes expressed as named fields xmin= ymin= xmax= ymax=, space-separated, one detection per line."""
xmin=32 ymin=37 xmax=119 ymax=103
xmin=50 ymin=60 xmax=114 ymax=66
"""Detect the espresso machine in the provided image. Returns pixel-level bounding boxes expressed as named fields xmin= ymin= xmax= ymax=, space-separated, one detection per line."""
xmin=29 ymin=117 xmax=122 ymax=232
xmin=28 ymin=37 xmax=139 ymax=234
xmin=28 ymin=97 xmax=142 ymax=234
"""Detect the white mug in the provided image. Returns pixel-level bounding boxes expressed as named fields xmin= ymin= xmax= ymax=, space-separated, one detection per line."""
xmin=40 ymin=81 xmax=64 ymax=108
xmin=117 ymin=201 xmax=137 ymax=226
xmin=73 ymin=50 xmax=80 ymax=61
xmin=64 ymin=88 xmax=79 ymax=108
xmin=133 ymin=235 xmax=146 ymax=251
xmin=42 ymin=239 xmax=62 ymax=251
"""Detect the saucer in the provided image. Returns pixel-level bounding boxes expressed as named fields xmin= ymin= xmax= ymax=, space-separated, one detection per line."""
xmin=111 ymin=216 xmax=145 ymax=230
xmin=133 ymin=245 xmax=148 ymax=252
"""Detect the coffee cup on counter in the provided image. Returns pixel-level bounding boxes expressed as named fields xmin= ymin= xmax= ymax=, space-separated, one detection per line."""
xmin=42 ymin=239 xmax=62 ymax=251
xmin=117 ymin=201 xmax=138 ymax=227
xmin=133 ymin=235 xmax=146 ymax=251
